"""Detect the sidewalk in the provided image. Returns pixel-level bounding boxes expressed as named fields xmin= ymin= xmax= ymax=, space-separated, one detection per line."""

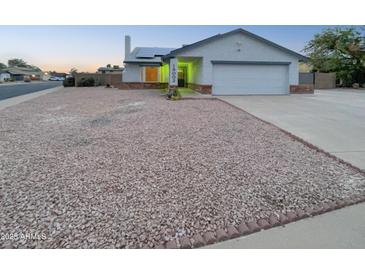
xmin=0 ymin=80 xmax=46 ymax=86
xmin=206 ymin=202 xmax=365 ymax=248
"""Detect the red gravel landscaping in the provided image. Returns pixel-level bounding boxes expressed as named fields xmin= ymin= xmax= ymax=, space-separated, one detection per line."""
xmin=1 ymin=87 xmax=365 ymax=248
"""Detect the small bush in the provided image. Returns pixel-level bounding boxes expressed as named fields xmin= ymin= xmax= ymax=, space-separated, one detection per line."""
xmin=77 ymin=77 xmax=95 ymax=87
xmin=63 ymin=77 xmax=75 ymax=87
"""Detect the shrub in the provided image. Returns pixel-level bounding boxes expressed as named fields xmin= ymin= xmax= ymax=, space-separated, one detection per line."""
xmin=77 ymin=77 xmax=95 ymax=87
xmin=63 ymin=77 xmax=75 ymax=87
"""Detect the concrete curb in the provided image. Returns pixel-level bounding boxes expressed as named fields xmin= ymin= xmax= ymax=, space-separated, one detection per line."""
xmin=157 ymin=97 xmax=365 ymax=249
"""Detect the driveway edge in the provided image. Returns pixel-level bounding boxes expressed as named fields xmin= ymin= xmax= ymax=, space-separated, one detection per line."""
xmin=157 ymin=197 xmax=365 ymax=249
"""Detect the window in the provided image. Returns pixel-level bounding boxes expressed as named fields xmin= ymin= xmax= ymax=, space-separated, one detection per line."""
xmin=145 ymin=67 xmax=158 ymax=82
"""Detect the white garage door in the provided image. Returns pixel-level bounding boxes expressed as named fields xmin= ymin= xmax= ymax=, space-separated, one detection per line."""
xmin=212 ymin=64 xmax=289 ymax=95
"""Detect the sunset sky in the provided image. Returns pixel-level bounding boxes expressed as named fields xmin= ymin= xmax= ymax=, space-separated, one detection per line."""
xmin=0 ymin=25 xmax=351 ymax=73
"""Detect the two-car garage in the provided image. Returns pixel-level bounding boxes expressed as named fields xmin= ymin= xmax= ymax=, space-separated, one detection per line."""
xmin=212 ymin=61 xmax=290 ymax=96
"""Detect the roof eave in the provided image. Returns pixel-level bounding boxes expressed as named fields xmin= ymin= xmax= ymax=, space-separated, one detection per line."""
xmin=163 ymin=28 xmax=308 ymax=61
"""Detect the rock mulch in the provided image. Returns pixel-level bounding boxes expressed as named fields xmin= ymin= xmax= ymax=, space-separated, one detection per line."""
xmin=1 ymin=87 xmax=365 ymax=248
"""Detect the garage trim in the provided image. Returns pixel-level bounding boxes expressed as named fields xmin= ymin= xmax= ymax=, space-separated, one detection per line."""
xmin=211 ymin=60 xmax=291 ymax=65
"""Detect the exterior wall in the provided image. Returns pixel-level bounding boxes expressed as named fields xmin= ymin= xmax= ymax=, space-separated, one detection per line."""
xmin=175 ymin=32 xmax=299 ymax=86
xmin=187 ymin=83 xmax=212 ymax=94
xmin=122 ymin=63 xmax=142 ymax=82
xmin=160 ymin=63 xmax=169 ymax=83
xmin=189 ymin=58 xmax=203 ymax=84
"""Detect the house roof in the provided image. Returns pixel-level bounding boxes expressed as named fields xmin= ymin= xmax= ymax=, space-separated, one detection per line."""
xmin=124 ymin=47 xmax=176 ymax=64
xmin=1 ymin=67 xmax=43 ymax=75
xmin=135 ymin=47 xmax=175 ymax=58
xmin=164 ymin=28 xmax=308 ymax=61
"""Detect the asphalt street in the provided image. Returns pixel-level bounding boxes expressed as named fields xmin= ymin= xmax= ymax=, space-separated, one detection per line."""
xmin=0 ymin=81 xmax=62 ymax=100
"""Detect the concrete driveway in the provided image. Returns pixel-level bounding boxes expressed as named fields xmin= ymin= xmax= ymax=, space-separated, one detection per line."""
xmin=220 ymin=89 xmax=365 ymax=170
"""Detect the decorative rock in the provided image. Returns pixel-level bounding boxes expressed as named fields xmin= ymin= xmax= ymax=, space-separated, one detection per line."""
xmin=165 ymin=240 xmax=178 ymax=249
xmin=180 ymin=237 xmax=192 ymax=249
xmin=327 ymin=201 xmax=338 ymax=210
xmin=353 ymin=194 xmax=364 ymax=203
xmin=2 ymin=88 xmax=365 ymax=249
xmin=321 ymin=203 xmax=332 ymax=213
xmin=310 ymin=206 xmax=323 ymax=216
xmin=246 ymin=221 xmax=260 ymax=233
xmin=203 ymin=231 xmax=216 ymax=245
xmin=227 ymin=225 xmax=240 ymax=238
xmin=345 ymin=198 xmax=356 ymax=206
xmin=216 ymin=228 xmax=228 ymax=241
xmin=238 ymin=222 xmax=250 ymax=235
xmin=268 ymin=215 xmax=280 ymax=227
xmin=278 ymin=213 xmax=289 ymax=224
xmin=296 ymin=209 xmax=308 ymax=219
xmin=257 ymin=218 xmax=271 ymax=229
xmin=285 ymin=211 xmax=298 ymax=222
xmin=336 ymin=200 xmax=346 ymax=209
xmin=192 ymin=234 xmax=205 ymax=248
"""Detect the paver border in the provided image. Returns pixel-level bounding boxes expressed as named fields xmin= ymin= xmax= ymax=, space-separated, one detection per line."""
xmin=156 ymin=97 xmax=365 ymax=249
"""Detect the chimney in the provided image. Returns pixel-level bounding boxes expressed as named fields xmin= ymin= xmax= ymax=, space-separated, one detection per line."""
xmin=125 ymin=35 xmax=131 ymax=60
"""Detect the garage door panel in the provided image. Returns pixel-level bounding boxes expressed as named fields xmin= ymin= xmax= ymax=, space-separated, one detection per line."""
xmin=212 ymin=64 xmax=289 ymax=95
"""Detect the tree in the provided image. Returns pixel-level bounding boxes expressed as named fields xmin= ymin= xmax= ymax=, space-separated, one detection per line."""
xmin=69 ymin=68 xmax=78 ymax=77
xmin=106 ymin=64 xmax=111 ymax=68
xmin=0 ymin=63 xmax=7 ymax=70
xmin=8 ymin=58 xmax=28 ymax=67
xmin=113 ymin=65 xmax=120 ymax=69
xmin=303 ymin=27 xmax=365 ymax=86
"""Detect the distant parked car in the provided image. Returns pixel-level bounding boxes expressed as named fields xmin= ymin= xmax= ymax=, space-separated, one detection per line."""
xmin=49 ymin=76 xmax=64 ymax=81
xmin=24 ymin=76 xmax=31 ymax=82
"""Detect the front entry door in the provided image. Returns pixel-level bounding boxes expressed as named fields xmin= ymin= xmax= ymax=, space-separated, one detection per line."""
xmin=178 ymin=68 xmax=186 ymax=87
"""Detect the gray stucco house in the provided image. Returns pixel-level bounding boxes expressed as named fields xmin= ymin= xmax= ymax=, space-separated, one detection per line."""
xmin=121 ymin=28 xmax=309 ymax=95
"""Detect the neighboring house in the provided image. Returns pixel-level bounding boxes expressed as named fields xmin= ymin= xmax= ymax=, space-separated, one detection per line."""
xmin=1 ymin=67 xmax=44 ymax=81
xmin=0 ymin=72 xmax=11 ymax=82
xmin=97 ymin=66 xmax=124 ymax=74
xmin=122 ymin=28 xmax=308 ymax=95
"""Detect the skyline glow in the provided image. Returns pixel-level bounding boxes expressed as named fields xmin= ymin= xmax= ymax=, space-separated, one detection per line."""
xmin=0 ymin=25 xmax=354 ymax=73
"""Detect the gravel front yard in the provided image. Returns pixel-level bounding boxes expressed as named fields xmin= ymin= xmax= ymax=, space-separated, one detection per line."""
xmin=1 ymin=87 xmax=365 ymax=248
